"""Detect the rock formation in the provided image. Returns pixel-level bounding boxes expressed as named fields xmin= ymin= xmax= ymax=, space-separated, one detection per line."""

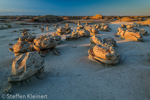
xmin=77 ymin=29 xmax=90 ymax=37
xmin=88 ymin=44 xmax=119 ymax=65
xmin=56 ymin=27 xmax=66 ymax=35
xmin=66 ymin=30 xmax=80 ymax=41
xmin=116 ymin=27 xmax=143 ymax=41
xmin=9 ymin=37 xmax=29 ymax=56
xmin=92 ymin=14 xmax=103 ymax=19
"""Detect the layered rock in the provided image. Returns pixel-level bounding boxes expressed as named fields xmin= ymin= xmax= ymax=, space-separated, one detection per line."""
xmin=103 ymin=37 xmax=117 ymax=47
xmin=90 ymin=36 xmax=102 ymax=48
xmin=139 ymin=28 xmax=148 ymax=35
xmin=65 ymin=26 xmax=71 ymax=34
xmin=8 ymin=52 xmax=44 ymax=82
xmin=126 ymin=24 xmax=134 ymax=29
xmin=9 ymin=38 xmax=29 ymax=56
xmin=77 ymin=25 xmax=84 ymax=29
xmin=116 ymin=27 xmax=143 ymax=41
xmin=90 ymin=36 xmax=117 ymax=48
xmin=99 ymin=23 xmax=111 ymax=31
xmin=88 ymin=45 xmax=119 ymax=64
xmin=92 ymin=14 xmax=102 ymax=19
xmin=34 ymin=35 xmax=57 ymax=51
xmin=66 ymin=30 xmax=80 ymax=41
xmin=25 ymin=35 xmax=36 ymax=42
xmin=84 ymin=25 xmax=99 ymax=35
xmin=56 ymin=27 xmax=66 ymax=35
xmin=77 ymin=29 xmax=90 ymax=37
xmin=51 ymin=33 xmax=61 ymax=44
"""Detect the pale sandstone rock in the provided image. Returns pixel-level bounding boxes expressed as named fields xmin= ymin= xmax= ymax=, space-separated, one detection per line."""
xmin=116 ymin=27 xmax=126 ymax=37
xmin=51 ymin=33 xmax=61 ymax=44
xmin=9 ymin=39 xmax=29 ymax=56
xmin=95 ymin=23 xmax=100 ymax=29
xmin=84 ymin=25 xmax=99 ymax=35
xmin=116 ymin=27 xmax=143 ymax=41
xmin=90 ymin=36 xmax=102 ymax=48
xmin=77 ymin=29 xmax=90 ymax=37
xmin=34 ymin=35 xmax=57 ymax=51
xmin=46 ymin=27 xmax=49 ymax=31
xmin=65 ymin=26 xmax=71 ymax=34
xmin=133 ymin=23 xmax=141 ymax=27
xmin=126 ymin=24 xmax=134 ymax=29
xmin=77 ymin=21 xmax=80 ymax=26
xmin=121 ymin=24 xmax=126 ymax=28
xmin=25 ymin=35 xmax=36 ymax=42
xmin=103 ymin=37 xmax=116 ymax=47
xmin=8 ymin=52 xmax=44 ymax=82
xmin=88 ymin=45 xmax=119 ymax=64
xmin=56 ymin=27 xmax=66 ymax=35
xmin=66 ymin=30 xmax=80 ymax=41
xmin=85 ymin=22 xmax=88 ymax=26
xmin=65 ymin=23 xmax=69 ymax=27
xmin=90 ymin=28 xmax=98 ymax=35
xmin=21 ymin=31 xmax=30 ymax=36
xmin=77 ymin=25 xmax=84 ymax=29
xmin=90 ymin=36 xmax=116 ymax=48
xmin=124 ymin=29 xmax=143 ymax=41
xmin=139 ymin=28 xmax=148 ymax=35
xmin=28 ymin=44 xmax=36 ymax=51
xmin=19 ymin=35 xmax=29 ymax=41
xmin=99 ymin=23 xmax=111 ymax=31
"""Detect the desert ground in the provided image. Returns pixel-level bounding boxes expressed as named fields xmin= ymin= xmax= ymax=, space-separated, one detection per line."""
xmin=0 ymin=20 xmax=150 ymax=100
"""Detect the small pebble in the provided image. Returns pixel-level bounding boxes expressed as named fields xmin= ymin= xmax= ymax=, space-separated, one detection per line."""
xmin=9 ymin=43 xmax=13 ymax=45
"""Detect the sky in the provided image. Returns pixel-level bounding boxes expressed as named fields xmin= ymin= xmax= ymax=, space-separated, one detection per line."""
xmin=0 ymin=0 xmax=150 ymax=16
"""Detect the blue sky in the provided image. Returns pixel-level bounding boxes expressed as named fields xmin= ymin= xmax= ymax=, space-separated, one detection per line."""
xmin=0 ymin=0 xmax=150 ymax=16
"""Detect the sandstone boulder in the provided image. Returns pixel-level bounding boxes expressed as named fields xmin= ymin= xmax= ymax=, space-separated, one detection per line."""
xmin=103 ymin=37 xmax=117 ymax=47
xmin=56 ymin=27 xmax=66 ymax=35
xmin=88 ymin=45 xmax=119 ymax=64
xmin=121 ymin=24 xmax=126 ymax=28
xmin=51 ymin=33 xmax=61 ymax=44
xmin=90 ymin=28 xmax=98 ymax=35
xmin=139 ymin=28 xmax=148 ymax=35
xmin=116 ymin=27 xmax=143 ymax=41
xmin=65 ymin=26 xmax=71 ymax=34
xmin=66 ymin=30 xmax=80 ymax=41
xmin=92 ymin=14 xmax=102 ymax=19
xmin=8 ymin=52 xmax=44 ymax=82
xmin=25 ymin=35 xmax=36 ymax=42
xmin=99 ymin=24 xmax=111 ymax=31
xmin=34 ymin=35 xmax=57 ymax=51
xmin=77 ymin=25 xmax=84 ymax=29
xmin=77 ymin=29 xmax=90 ymax=37
xmin=126 ymin=24 xmax=134 ymax=29
xmin=124 ymin=29 xmax=143 ymax=41
xmin=9 ymin=39 xmax=29 ymax=56
xmin=90 ymin=36 xmax=102 ymax=48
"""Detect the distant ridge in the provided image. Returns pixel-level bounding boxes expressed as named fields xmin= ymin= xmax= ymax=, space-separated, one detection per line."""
xmin=92 ymin=14 xmax=103 ymax=19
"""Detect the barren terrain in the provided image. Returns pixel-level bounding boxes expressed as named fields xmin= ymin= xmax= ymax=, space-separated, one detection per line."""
xmin=0 ymin=21 xmax=150 ymax=100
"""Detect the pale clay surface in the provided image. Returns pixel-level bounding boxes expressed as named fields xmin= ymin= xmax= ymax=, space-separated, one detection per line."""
xmin=0 ymin=22 xmax=150 ymax=100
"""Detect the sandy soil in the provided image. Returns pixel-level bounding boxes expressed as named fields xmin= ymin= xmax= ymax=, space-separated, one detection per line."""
xmin=0 ymin=21 xmax=150 ymax=100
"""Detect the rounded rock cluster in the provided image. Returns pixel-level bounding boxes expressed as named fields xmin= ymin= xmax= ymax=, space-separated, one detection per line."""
xmin=34 ymin=35 xmax=57 ymax=51
xmin=116 ymin=27 xmax=144 ymax=41
xmin=89 ymin=36 xmax=119 ymax=65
